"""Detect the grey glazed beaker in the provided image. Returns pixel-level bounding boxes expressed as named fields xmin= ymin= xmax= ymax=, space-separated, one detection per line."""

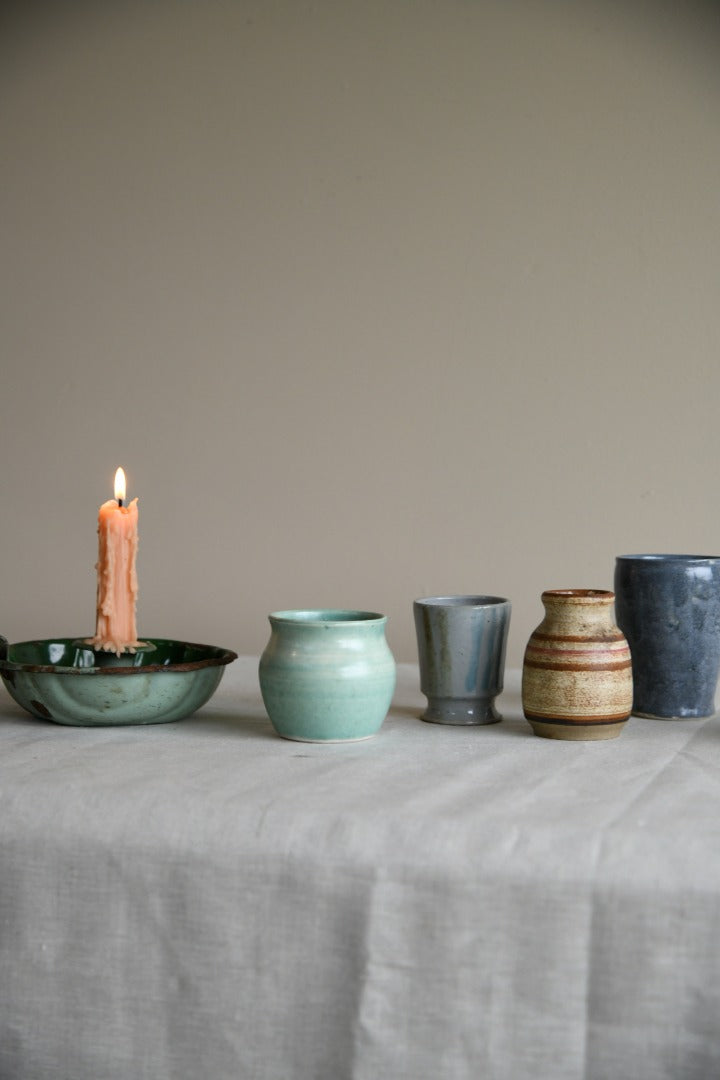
xmin=413 ymin=595 xmax=511 ymax=724
xmin=614 ymin=554 xmax=720 ymax=719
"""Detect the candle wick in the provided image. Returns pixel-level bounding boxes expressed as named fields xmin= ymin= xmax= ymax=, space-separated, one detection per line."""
xmin=117 ymin=498 xmax=124 ymax=508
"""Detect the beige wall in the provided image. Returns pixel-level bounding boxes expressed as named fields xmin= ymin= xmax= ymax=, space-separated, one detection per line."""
xmin=2 ymin=0 xmax=720 ymax=669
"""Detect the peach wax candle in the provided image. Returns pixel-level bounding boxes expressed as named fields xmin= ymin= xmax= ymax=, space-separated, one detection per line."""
xmin=89 ymin=467 xmax=142 ymax=656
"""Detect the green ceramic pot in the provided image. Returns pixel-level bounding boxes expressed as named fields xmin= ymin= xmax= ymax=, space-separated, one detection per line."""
xmin=258 ymin=610 xmax=396 ymax=742
xmin=0 ymin=636 xmax=236 ymax=726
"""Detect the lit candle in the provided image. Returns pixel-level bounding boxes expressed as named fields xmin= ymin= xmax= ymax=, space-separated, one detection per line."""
xmin=89 ymin=467 xmax=142 ymax=656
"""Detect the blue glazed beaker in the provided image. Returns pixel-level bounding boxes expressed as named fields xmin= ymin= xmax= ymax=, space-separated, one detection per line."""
xmin=614 ymin=554 xmax=720 ymax=719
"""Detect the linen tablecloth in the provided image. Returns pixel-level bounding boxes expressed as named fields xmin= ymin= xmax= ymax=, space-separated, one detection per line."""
xmin=1 ymin=658 xmax=718 ymax=1079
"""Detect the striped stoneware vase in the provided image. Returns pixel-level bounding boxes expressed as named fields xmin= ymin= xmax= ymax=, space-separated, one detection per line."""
xmin=522 ymin=589 xmax=633 ymax=740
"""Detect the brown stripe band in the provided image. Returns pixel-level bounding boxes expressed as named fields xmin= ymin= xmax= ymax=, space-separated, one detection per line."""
xmin=524 ymin=658 xmax=632 ymax=672
xmin=525 ymin=645 xmax=629 ymax=659
xmin=524 ymin=711 xmax=631 ymax=725
xmin=529 ymin=631 xmax=626 ymax=645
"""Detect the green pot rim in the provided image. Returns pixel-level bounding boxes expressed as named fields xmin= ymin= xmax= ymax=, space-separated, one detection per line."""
xmin=268 ymin=609 xmax=387 ymax=626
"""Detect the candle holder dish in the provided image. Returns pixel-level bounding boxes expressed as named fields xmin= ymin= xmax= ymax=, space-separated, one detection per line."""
xmin=0 ymin=636 xmax=237 ymax=726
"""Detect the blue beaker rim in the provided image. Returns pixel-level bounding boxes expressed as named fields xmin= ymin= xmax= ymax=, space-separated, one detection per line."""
xmin=616 ymin=553 xmax=720 ymax=563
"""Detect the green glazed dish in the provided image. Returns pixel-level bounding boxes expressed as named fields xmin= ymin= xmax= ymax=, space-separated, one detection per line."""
xmin=0 ymin=636 xmax=237 ymax=726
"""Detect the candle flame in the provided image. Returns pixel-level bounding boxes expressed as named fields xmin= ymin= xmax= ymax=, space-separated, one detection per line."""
xmin=114 ymin=467 xmax=127 ymax=503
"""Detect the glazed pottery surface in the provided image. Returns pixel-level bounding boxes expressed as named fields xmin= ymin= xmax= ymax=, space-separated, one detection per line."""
xmin=0 ymin=636 xmax=237 ymax=726
xmin=522 ymin=590 xmax=633 ymax=741
xmin=614 ymin=554 xmax=720 ymax=719
xmin=413 ymin=596 xmax=511 ymax=724
xmin=258 ymin=610 xmax=396 ymax=742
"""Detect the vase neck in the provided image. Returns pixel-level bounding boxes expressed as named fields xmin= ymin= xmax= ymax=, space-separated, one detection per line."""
xmin=540 ymin=590 xmax=616 ymax=634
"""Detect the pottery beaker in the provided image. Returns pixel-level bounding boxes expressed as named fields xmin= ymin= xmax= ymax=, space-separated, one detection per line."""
xmin=614 ymin=554 xmax=720 ymax=719
xmin=258 ymin=610 xmax=396 ymax=742
xmin=522 ymin=589 xmax=633 ymax=740
xmin=413 ymin=595 xmax=511 ymax=724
